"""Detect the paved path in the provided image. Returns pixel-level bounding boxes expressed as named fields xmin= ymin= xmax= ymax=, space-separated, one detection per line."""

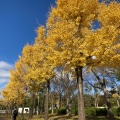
xmin=0 ymin=117 xmax=5 ymax=120
xmin=0 ymin=116 xmax=9 ymax=120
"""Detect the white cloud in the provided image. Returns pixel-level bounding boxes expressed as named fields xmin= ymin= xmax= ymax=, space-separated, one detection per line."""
xmin=0 ymin=84 xmax=7 ymax=92
xmin=0 ymin=84 xmax=8 ymax=98
xmin=0 ymin=78 xmax=9 ymax=84
xmin=0 ymin=61 xmax=13 ymax=70
xmin=0 ymin=69 xmax=10 ymax=77
xmin=0 ymin=61 xmax=14 ymax=96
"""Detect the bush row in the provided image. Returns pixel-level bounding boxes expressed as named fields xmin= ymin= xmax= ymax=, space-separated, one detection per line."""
xmin=85 ymin=108 xmax=107 ymax=116
xmin=49 ymin=107 xmax=120 ymax=116
xmin=49 ymin=107 xmax=67 ymax=115
xmin=73 ymin=107 xmax=120 ymax=116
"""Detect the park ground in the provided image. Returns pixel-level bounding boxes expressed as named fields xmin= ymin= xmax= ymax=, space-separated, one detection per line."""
xmin=1 ymin=114 xmax=120 ymax=120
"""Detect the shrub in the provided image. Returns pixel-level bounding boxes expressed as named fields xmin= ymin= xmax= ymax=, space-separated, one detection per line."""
xmin=117 ymin=107 xmax=120 ymax=116
xmin=71 ymin=107 xmax=120 ymax=116
xmin=57 ymin=107 xmax=66 ymax=115
xmin=112 ymin=107 xmax=120 ymax=116
xmin=72 ymin=108 xmax=78 ymax=115
xmin=85 ymin=107 xmax=108 ymax=116
xmin=96 ymin=108 xmax=107 ymax=116
xmin=48 ymin=109 xmax=52 ymax=114
xmin=112 ymin=107 xmax=118 ymax=116
xmin=54 ymin=109 xmax=58 ymax=113
xmin=85 ymin=107 xmax=96 ymax=116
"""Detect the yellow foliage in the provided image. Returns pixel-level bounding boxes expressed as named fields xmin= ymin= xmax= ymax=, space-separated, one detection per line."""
xmin=46 ymin=0 xmax=120 ymax=70
xmin=2 ymin=57 xmax=28 ymax=105
xmin=112 ymin=93 xmax=119 ymax=99
xmin=21 ymin=26 xmax=54 ymax=92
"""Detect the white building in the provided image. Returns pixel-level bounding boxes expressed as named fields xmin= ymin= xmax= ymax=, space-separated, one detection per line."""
xmin=0 ymin=110 xmax=6 ymax=113
xmin=18 ymin=107 xmax=29 ymax=114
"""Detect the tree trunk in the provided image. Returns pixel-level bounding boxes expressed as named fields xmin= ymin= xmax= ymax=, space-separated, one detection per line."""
xmin=22 ymin=104 xmax=24 ymax=115
xmin=21 ymin=96 xmax=26 ymax=119
xmin=58 ymin=94 xmax=62 ymax=109
xmin=95 ymin=99 xmax=97 ymax=107
xmin=94 ymin=95 xmax=99 ymax=108
xmin=42 ymin=95 xmax=45 ymax=113
xmin=51 ymin=98 xmax=54 ymax=114
xmin=66 ymin=89 xmax=72 ymax=116
xmin=6 ymin=105 xmax=9 ymax=115
xmin=9 ymin=103 xmax=12 ymax=115
xmin=44 ymin=80 xmax=50 ymax=120
xmin=68 ymin=100 xmax=72 ymax=116
xmin=103 ymin=87 xmax=114 ymax=120
xmin=21 ymin=102 xmax=25 ymax=118
xmin=117 ymin=99 xmax=120 ymax=107
xmin=17 ymin=89 xmax=20 ymax=110
xmin=66 ymin=97 xmax=69 ymax=114
xmin=29 ymin=91 xmax=34 ymax=118
xmin=96 ymin=100 xmax=98 ymax=108
xmin=37 ymin=92 xmax=40 ymax=115
xmin=75 ymin=66 xmax=85 ymax=120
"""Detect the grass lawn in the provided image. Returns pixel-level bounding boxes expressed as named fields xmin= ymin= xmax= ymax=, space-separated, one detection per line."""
xmin=30 ymin=115 xmax=120 ymax=120
xmin=0 ymin=114 xmax=120 ymax=120
xmin=23 ymin=115 xmax=120 ymax=120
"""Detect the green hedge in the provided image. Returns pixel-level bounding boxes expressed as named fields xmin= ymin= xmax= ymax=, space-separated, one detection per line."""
xmin=72 ymin=107 xmax=120 ymax=116
xmin=112 ymin=107 xmax=120 ymax=116
xmin=48 ymin=109 xmax=52 ymax=114
xmin=72 ymin=108 xmax=78 ymax=115
xmin=96 ymin=108 xmax=107 ymax=116
xmin=85 ymin=107 xmax=120 ymax=116
xmin=49 ymin=107 xmax=120 ymax=116
xmin=57 ymin=107 xmax=67 ymax=115
xmin=85 ymin=107 xmax=96 ymax=116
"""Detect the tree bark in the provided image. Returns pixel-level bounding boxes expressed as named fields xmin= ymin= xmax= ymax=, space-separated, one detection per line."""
xmin=66 ymin=89 xmax=72 ymax=116
xmin=75 ymin=66 xmax=85 ymax=120
xmin=103 ymin=87 xmax=114 ymax=120
xmin=29 ymin=91 xmax=34 ymax=118
xmin=44 ymin=80 xmax=50 ymax=120
xmin=21 ymin=96 xmax=27 ymax=119
xmin=94 ymin=95 xmax=99 ymax=107
xmin=58 ymin=94 xmax=62 ymax=109
xmin=37 ymin=92 xmax=40 ymax=115
xmin=51 ymin=97 xmax=54 ymax=114
xmin=117 ymin=99 xmax=120 ymax=107
xmin=21 ymin=103 xmax=25 ymax=118
xmin=66 ymin=97 xmax=69 ymax=114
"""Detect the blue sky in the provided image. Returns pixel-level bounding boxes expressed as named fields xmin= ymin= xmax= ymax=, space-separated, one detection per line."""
xmin=0 ymin=0 xmax=55 ymax=94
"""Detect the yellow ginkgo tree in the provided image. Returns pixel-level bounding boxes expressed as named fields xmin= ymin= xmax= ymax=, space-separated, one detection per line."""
xmin=2 ymin=88 xmax=14 ymax=115
xmin=2 ymin=78 xmax=24 ymax=115
xmin=22 ymin=26 xmax=54 ymax=120
xmin=11 ymin=57 xmax=29 ymax=118
xmin=46 ymin=0 xmax=120 ymax=120
xmin=34 ymin=26 xmax=54 ymax=120
xmin=2 ymin=58 xmax=27 ymax=115
xmin=22 ymin=44 xmax=43 ymax=118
